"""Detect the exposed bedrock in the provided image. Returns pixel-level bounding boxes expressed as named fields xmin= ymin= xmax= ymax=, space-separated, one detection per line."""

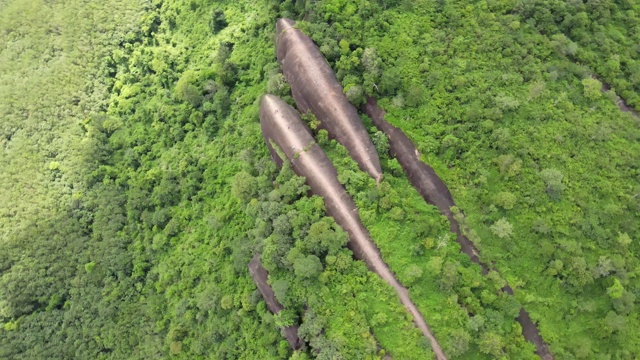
xmin=260 ymin=94 xmax=447 ymax=360
xmin=275 ymin=18 xmax=383 ymax=183
xmin=361 ymin=97 xmax=484 ymax=268
xmin=248 ymin=254 xmax=303 ymax=350
xmin=362 ymin=96 xmax=553 ymax=360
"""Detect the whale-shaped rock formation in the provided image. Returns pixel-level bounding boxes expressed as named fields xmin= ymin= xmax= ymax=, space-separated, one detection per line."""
xmin=362 ymin=96 xmax=553 ymax=360
xmin=275 ymin=18 xmax=383 ymax=183
xmin=248 ymin=254 xmax=303 ymax=350
xmin=260 ymin=94 xmax=447 ymax=360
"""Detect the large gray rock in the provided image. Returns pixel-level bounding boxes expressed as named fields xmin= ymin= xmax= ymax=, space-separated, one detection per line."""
xmin=248 ymin=254 xmax=303 ymax=350
xmin=275 ymin=18 xmax=383 ymax=183
xmin=259 ymin=94 xmax=447 ymax=360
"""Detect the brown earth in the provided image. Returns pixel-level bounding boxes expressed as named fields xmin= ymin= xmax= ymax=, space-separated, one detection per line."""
xmin=362 ymin=96 xmax=553 ymax=360
xmin=260 ymin=94 xmax=447 ymax=360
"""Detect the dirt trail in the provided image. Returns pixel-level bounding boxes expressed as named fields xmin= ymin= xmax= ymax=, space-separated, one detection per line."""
xmin=261 ymin=94 xmax=447 ymax=360
xmin=362 ymin=97 xmax=553 ymax=360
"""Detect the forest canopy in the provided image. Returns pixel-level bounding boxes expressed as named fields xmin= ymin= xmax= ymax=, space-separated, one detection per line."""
xmin=0 ymin=0 xmax=638 ymax=359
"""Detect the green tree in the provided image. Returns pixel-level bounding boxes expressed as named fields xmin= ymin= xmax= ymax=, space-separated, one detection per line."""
xmin=304 ymin=218 xmax=348 ymax=256
xmin=491 ymin=128 xmax=512 ymax=150
xmin=426 ymin=256 xmax=444 ymax=275
xmin=498 ymin=294 xmax=521 ymax=318
xmin=439 ymin=262 xmax=459 ymax=291
xmin=603 ymin=311 xmax=627 ymax=334
xmin=293 ymin=255 xmax=323 ymax=279
xmin=546 ymin=259 xmax=564 ymax=276
xmin=175 ymin=70 xmax=203 ymax=106
xmin=220 ymin=295 xmax=234 ymax=310
xmin=403 ymin=264 xmax=424 ymax=285
xmin=496 ymin=154 xmax=522 ymax=176
xmin=371 ymin=131 xmax=390 ymax=157
xmin=344 ymin=84 xmax=365 ymax=105
xmin=266 ymin=73 xmax=290 ymax=97
xmin=405 ymin=84 xmax=425 ymax=107
xmin=490 ymin=218 xmax=514 ymax=239
xmin=612 ymin=291 xmax=636 ymax=315
xmin=493 ymin=191 xmax=517 ymax=210
xmin=272 ymin=279 xmax=289 ymax=305
xmin=447 ymin=328 xmax=471 ymax=357
xmin=593 ymin=256 xmax=614 ymax=278
xmin=361 ymin=47 xmax=382 ymax=94
xmin=582 ymin=77 xmax=602 ymax=101
xmin=565 ymin=257 xmax=594 ymax=288
xmin=477 ymin=331 xmax=504 ymax=357
xmin=210 ymin=9 xmax=227 ymax=33
xmin=231 ymin=171 xmax=258 ymax=202
xmin=540 ymin=168 xmax=566 ymax=198
xmin=617 ymin=232 xmax=632 ymax=248
xmin=607 ymin=278 xmax=624 ymax=299
xmin=298 ymin=311 xmax=325 ymax=341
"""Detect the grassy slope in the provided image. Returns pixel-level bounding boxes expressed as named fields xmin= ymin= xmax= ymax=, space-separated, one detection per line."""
xmin=516 ymin=0 xmax=640 ymax=110
xmin=0 ymin=0 xmax=144 ymax=254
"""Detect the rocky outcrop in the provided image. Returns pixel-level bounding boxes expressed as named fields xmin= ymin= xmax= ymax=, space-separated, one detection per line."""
xmin=361 ymin=97 xmax=484 ymax=267
xmin=275 ymin=18 xmax=383 ymax=183
xmin=362 ymin=96 xmax=553 ymax=360
xmin=248 ymin=254 xmax=303 ymax=350
xmin=260 ymin=94 xmax=447 ymax=360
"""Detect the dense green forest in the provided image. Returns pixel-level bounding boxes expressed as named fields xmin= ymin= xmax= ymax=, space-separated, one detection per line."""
xmin=0 ymin=0 xmax=638 ymax=359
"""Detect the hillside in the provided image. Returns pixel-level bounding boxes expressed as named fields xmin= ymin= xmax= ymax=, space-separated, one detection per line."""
xmin=0 ymin=0 xmax=638 ymax=359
